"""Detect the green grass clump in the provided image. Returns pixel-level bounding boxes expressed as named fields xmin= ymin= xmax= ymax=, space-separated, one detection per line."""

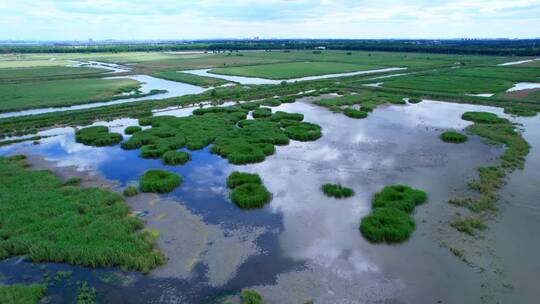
xmin=284 ymin=122 xmax=322 ymax=141
xmin=372 ymin=185 xmax=427 ymax=213
xmin=0 ymin=284 xmax=46 ymax=304
xmin=75 ymin=126 xmax=123 ymax=147
xmin=0 ymin=156 xmax=164 ymax=272
xmin=270 ymin=111 xmax=304 ymax=122
xmin=408 ymin=98 xmax=422 ymax=104
xmin=123 ymin=186 xmax=139 ymax=197
xmin=139 ymin=169 xmax=182 ymax=193
xmin=63 ymin=177 xmax=82 ymax=187
xmin=227 ymin=171 xmax=262 ymax=188
xmin=77 ymin=282 xmax=96 ymax=304
xmin=440 ymin=131 xmax=468 ymax=143
xmin=261 ymin=98 xmax=282 ymax=107
xmin=321 ymin=184 xmax=354 ymax=198
xmin=227 ymin=172 xmax=271 ymax=209
xmin=343 ymin=108 xmax=368 ymax=119
xmin=162 ymin=151 xmax=191 ymax=165
xmin=252 ymin=107 xmax=272 ymax=118
xmin=125 ymin=126 xmax=142 ymax=135
xmin=279 ymin=96 xmax=296 ymax=103
xmin=461 ymin=111 xmax=507 ymax=124
xmin=241 ymin=289 xmax=263 ymax=304
xmin=240 ymin=102 xmax=260 ymax=111
xmin=504 ymin=106 xmax=537 ymax=117
xmin=450 ymin=217 xmax=487 ymax=236
xmin=360 ymin=208 xmax=416 ymax=243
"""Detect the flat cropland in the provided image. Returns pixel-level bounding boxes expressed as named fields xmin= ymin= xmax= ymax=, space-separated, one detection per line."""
xmin=209 ymin=61 xmax=383 ymax=79
xmin=0 ymin=77 xmax=140 ymax=112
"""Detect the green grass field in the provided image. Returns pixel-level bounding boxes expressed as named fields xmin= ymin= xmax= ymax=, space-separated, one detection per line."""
xmin=0 ymin=77 xmax=141 ymax=112
xmin=0 ymin=66 xmax=107 ymax=82
xmin=210 ymin=61 xmax=382 ymax=79
xmin=151 ymin=70 xmax=231 ymax=87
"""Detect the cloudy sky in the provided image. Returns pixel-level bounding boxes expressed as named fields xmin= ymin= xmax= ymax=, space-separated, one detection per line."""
xmin=1 ymin=0 xmax=539 ymax=40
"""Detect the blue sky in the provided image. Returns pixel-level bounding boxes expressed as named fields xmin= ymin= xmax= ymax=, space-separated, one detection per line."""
xmin=1 ymin=0 xmax=539 ymax=40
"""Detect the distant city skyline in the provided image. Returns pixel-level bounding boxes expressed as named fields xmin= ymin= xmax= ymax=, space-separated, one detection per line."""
xmin=1 ymin=0 xmax=540 ymax=40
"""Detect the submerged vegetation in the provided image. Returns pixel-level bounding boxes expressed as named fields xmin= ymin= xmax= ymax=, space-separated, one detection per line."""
xmin=0 ymin=156 xmax=164 ymax=272
xmin=360 ymin=185 xmax=427 ymax=243
xmin=321 ymin=183 xmax=354 ymax=198
xmin=440 ymin=131 xmax=468 ymax=143
xmin=227 ymin=172 xmax=272 ymax=209
xmin=139 ymin=169 xmax=182 ymax=193
xmin=75 ymin=126 xmax=122 ymax=147
xmin=449 ymin=111 xmax=530 ymax=236
xmin=0 ymin=284 xmax=46 ymax=304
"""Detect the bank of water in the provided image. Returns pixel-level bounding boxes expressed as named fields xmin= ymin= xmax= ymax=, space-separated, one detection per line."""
xmin=0 ymin=99 xmax=537 ymax=303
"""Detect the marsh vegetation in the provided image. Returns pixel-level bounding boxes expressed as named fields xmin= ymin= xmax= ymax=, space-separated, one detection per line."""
xmin=227 ymin=172 xmax=272 ymax=209
xmin=139 ymin=169 xmax=182 ymax=193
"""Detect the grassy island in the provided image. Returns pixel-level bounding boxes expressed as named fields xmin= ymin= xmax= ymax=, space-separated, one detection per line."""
xmin=139 ymin=169 xmax=182 ymax=193
xmin=75 ymin=126 xmax=123 ymax=147
xmin=227 ymin=172 xmax=272 ymax=209
xmin=440 ymin=131 xmax=468 ymax=143
xmin=321 ymin=183 xmax=354 ymax=198
xmin=162 ymin=151 xmax=191 ymax=165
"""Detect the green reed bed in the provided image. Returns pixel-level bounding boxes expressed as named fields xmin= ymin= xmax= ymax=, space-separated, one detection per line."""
xmin=343 ymin=108 xmax=368 ymax=119
xmin=120 ymin=106 xmax=321 ymax=165
xmin=321 ymin=183 xmax=354 ymax=199
xmin=504 ymin=105 xmax=537 ymax=117
xmin=162 ymin=151 xmax=191 ymax=165
xmin=240 ymin=102 xmax=261 ymax=111
xmin=227 ymin=172 xmax=271 ymax=209
xmin=0 ymin=156 xmax=164 ymax=273
xmin=124 ymin=126 xmax=142 ymax=135
xmin=139 ymin=169 xmax=182 ymax=193
xmin=440 ymin=131 xmax=468 ymax=143
xmin=360 ymin=185 xmax=427 ymax=243
xmin=461 ymin=111 xmax=507 ymax=124
xmin=270 ymin=111 xmax=304 ymax=122
xmin=0 ymin=284 xmax=47 ymax=304
xmin=252 ymin=107 xmax=272 ymax=118
xmin=75 ymin=126 xmax=123 ymax=147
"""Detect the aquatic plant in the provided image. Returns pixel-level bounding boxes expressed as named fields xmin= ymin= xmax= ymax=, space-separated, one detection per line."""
xmin=461 ymin=111 xmax=507 ymax=124
xmin=227 ymin=171 xmax=262 ymax=188
xmin=75 ymin=126 xmax=122 ymax=147
xmin=504 ymin=106 xmax=537 ymax=117
xmin=241 ymin=289 xmax=263 ymax=304
xmin=230 ymin=183 xmax=272 ymax=209
xmin=162 ymin=151 xmax=191 ymax=165
xmin=123 ymin=186 xmax=139 ymax=197
xmin=360 ymin=208 xmax=416 ymax=243
xmin=440 ymin=131 xmax=468 ymax=143
xmin=408 ymin=98 xmax=422 ymax=104
xmin=279 ymin=96 xmax=296 ymax=103
xmin=0 ymin=284 xmax=46 ymax=304
xmin=139 ymin=169 xmax=182 ymax=193
xmin=0 ymin=156 xmax=164 ymax=273
xmin=450 ymin=217 xmax=487 ymax=236
xmin=77 ymin=282 xmax=96 ymax=304
xmin=124 ymin=126 xmax=142 ymax=135
xmin=343 ymin=108 xmax=368 ymax=119
xmin=284 ymin=122 xmax=322 ymax=141
xmin=261 ymin=98 xmax=282 ymax=107
xmin=321 ymin=183 xmax=354 ymax=199
xmin=252 ymin=107 xmax=272 ymax=118
xmin=270 ymin=111 xmax=304 ymax=122
xmin=372 ymin=185 xmax=427 ymax=213
xmin=240 ymin=102 xmax=260 ymax=111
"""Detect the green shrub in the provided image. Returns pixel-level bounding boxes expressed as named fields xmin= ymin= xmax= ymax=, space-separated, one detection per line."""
xmin=162 ymin=151 xmax=191 ymax=165
xmin=230 ymin=183 xmax=272 ymax=209
xmin=139 ymin=169 xmax=182 ymax=193
xmin=360 ymin=208 xmax=416 ymax=243
xmin=241 ymin=289 xmax=263 ymax=304
xmin=440 ymin=131 xmax=468 ymax=143
xmin=343 ymin=108 xmax=368 ymax=119
xmin=75 ymin=126 xmax=123 ymax=147
xmin=227 ymin=171 xmax=262 ymax=188
xmin=321 ymin=184 xmax=354 ymax=198
xmin=372 ymin=185 xmax=427 ymax=213
xmin=462 ymin=112 xmax=507 ymax=124
xmin=123 ymin=186 xmax=139 ymax=197
xmin=125 ymin=126 xmax=142 ymax=135
xmin=0 ymin=284 xmax=46 ymax=304
xmin=252 ymin=107 xmax=272 ymax=118
xmin=284 ymin=122 xmax=322 ymax=141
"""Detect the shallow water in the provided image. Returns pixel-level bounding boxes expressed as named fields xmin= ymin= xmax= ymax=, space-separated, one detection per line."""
xmin=0 ymin=75 xmax=207 ymax=119
xmin=497 ymin=58 xmax=540 ymax=66
xmin=183 ymin=67 xmax=407 ymax=85
xmin=506 ymin=82 xmax=540 ymax=92
xmin=1 ymin=99 xmax=538 ymax=303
